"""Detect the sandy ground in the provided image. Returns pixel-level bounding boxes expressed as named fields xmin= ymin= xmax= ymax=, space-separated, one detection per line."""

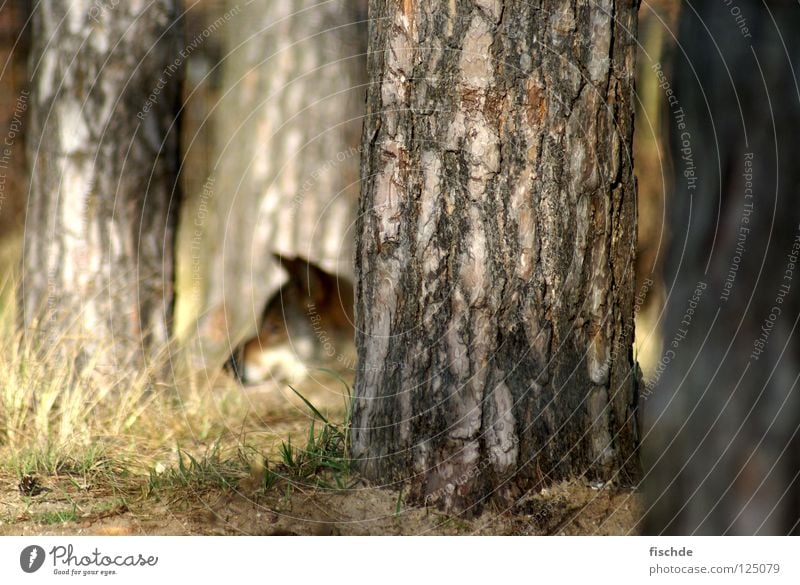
xmin=0 ymin=476 xmax=641 ymax=536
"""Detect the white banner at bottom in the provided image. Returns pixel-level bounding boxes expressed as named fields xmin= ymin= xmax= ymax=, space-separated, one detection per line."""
xmin=0 ymin=536 xmax=797 ymax=584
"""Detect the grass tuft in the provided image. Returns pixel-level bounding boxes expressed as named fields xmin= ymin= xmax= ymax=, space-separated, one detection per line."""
xmin=267 ymin=384 xmax=352 ymax=490
xmin=31 ymin=507 xmax=79 ymax=525
xmin=147 ymin=439 xmax=251 ymax=494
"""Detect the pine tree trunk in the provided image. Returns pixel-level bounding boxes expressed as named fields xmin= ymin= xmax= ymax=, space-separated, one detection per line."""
xmin=0 ymin=1 xmax=30 ymax=240
xmin=0 ymin=1 xmax=31 ymax=324
xmin=191 ymin=0 xmax=366 ymax=364
xmin=643 ymin=2 xmax=800 ymax=535
xmin=352 ymin=0 xmax=640 ymax=513
xmin=21 ymin=1 xmax=180 ymax=373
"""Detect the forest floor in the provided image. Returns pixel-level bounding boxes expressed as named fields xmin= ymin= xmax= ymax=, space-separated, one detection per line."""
xmin=0 ymin=366 xmax=642 ymax=536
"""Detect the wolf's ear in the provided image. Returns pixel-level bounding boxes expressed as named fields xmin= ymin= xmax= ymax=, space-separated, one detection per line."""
xmin=272 ymin=253 xmax=303 ymax=277
xmin=273 ymin=253 xmax=306 ymax=287
xmin=272 ymin=254 xmax=329 ymax=302
xmin=271 ymin=252 xmax=288 ymax=268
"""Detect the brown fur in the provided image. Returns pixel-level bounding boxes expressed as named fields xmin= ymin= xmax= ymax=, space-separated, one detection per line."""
xmin=231 ymin=256 xmax=354 ymax=384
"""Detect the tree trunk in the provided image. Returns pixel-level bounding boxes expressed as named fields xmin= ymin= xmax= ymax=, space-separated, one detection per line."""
xmin=352 ymin=0 xmax=640 ymax=514
xmin=0 ymin=1 xmax=31 ymax=331
xmin=190 ymin=0 xmax=366 ymax=366
xmin=22 ymin=0 xmax=181 ymax=373
xmin=0 ymin=0 xmax=30 ymax=238
xmin=643 ymin=2 xmax=800 ymax=535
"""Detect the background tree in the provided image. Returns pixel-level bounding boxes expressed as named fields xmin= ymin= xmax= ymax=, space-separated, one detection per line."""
xmin=21 ymin=1 xmax=181 ymax=373
xmin=643 ymin=2 xmax=800 ymax=535
xmin=188 ymin=0 xmax=366 ymax=367
xmin=352 ymin=0 xmax=640 ymax=513
xmin=0 ymin=2 xmax=30 ymax=333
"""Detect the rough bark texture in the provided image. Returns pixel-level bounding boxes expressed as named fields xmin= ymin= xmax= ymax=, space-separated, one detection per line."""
xmin=352 ymin=0 xmax=639 ymax=513
xmin=643 ymin=2 xmax=800 ymax=535
xmin=190 ymin=0 xmax=367 ymax=365
xmin=22 ymin=1 xmax=181 ymax=372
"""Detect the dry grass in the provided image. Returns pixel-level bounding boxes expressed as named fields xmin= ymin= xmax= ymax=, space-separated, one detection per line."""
xmin=0 ymin=301 xmax=236 ymax=499
xmin=0 ymin=304 xmax=368 ymax=533
xmin=1 ymin=325 xmax=230 ymax=454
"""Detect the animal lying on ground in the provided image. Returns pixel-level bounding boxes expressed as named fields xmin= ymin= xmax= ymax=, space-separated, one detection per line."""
xmin=227 ymin=255 xmax=355 ymax=384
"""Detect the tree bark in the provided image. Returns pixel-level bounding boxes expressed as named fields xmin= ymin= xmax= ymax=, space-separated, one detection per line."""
xmin=352 ymin=0 xmax=639 ymax=514
xmin=643 ymin=1 xmax=800 ymax=535
xmin=22 ymin=0 xmax=181 ymax=373
xmin=190 ymin=0 xmax=367 ymax=366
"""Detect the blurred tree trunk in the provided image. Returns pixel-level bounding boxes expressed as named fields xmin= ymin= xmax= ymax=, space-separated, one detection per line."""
xmin=22 ymin=1 xmax=181 ymax=373
xmin=172 ymin=0 xmax=225 ymax=340
xmin=0 ymin=1 xmax=30 ymax=237
xmin=352 ymin=0 xmax=639 ymax=514
xmin=0 ymin=1 xmax=31 ymax=330
xmin=191 ymin=0 xmax=366 ymax=366
xmin=644 ymin=2 xmax=800 ymax=535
